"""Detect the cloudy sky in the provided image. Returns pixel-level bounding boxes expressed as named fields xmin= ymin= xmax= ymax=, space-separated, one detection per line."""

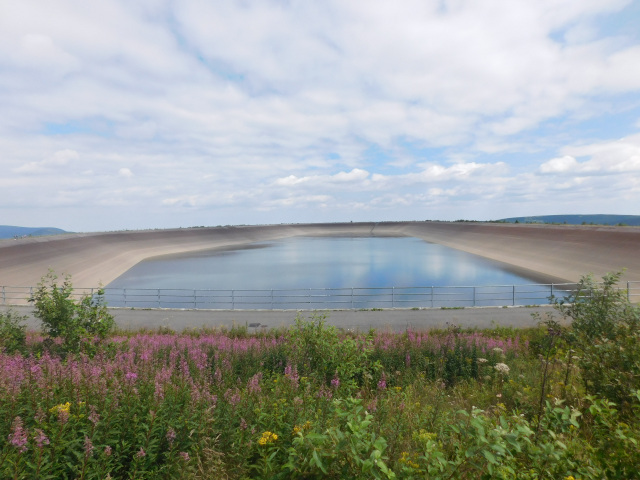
xmin=2 ymin=0 xmax=640 ymax=232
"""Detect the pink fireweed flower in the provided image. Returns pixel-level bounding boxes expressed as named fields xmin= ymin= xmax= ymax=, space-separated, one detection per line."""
xmin=331 ymin=375 xmax=340 ymax=389
xmin=317 ymin=385 xmax=333 ymax=399
xmin=224 ymin=388 xmax=242 ymax=407
xmin=84 ymin=436 xmax=94 ymax=457
xmin=135 ymin=447 xmax=146 ymax=458
xmin=33 ymin=429 xmax=49 ymax=448
xmin=88 ymin=405 xmax=100 ymax=426
xmin=166 ymin=428 xmax=176 ymax=445
xmin=29 ymin=364 xmax=42 ymax=377
xmin=284 ymin=364 xmax=300 ymax=388
xmin=377 ymin=377 xmax=387 ymax=390
xmin=247 ymin=372 xmax=263 ymax=395
xmin=179 ymin=451 xmax=190 ymax=462
xmin=8 ymin=416 xmax=28 ymax=453
xmin=104 ymin=445 xmax=113 ymax=456
xmin=154 ymin=382 xmax=165 ymax=400
xmin=34 ymin=408 xmax=46 ymax=424
xmin=58 ymin=409 xmax=70 ymax=425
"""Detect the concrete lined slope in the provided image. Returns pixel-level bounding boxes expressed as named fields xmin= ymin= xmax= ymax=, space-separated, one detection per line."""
xmin=393 ymin=222 xmax=640 ymax=283
xmin=0 ymin=223 xmax=377 ymax=287
xmin=0 ymin=222 xmax=638 ymax=289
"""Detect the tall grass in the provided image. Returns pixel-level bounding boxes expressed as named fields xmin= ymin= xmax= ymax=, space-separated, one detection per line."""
xmin=1 ymin=314 xmax=638 ymax=479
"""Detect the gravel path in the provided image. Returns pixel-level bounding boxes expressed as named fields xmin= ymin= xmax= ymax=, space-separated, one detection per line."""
xmin=4 ymin=304 xmax=561 ymax=333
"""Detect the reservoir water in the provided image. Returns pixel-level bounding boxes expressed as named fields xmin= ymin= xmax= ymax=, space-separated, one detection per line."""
xmin=104 ymin=237 xmax=559 ymax=309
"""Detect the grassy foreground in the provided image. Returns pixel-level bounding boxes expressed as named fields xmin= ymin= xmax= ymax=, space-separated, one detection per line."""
xmin=1 ymin=273 xmax=639 ymax=479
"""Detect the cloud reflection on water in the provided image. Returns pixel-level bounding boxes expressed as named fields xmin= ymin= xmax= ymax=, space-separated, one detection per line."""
xmin=107 ymin=236 xmax=539 ymax=291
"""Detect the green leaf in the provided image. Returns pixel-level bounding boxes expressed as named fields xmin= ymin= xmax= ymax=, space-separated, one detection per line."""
xmin=312 ymin=449 xmax=327 ymax=474
xmin=482 ymin=450 xmax=497 ymax=464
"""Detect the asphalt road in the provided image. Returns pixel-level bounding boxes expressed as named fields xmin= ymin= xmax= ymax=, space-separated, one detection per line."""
xmin=3 ymin=304 xmax=562 ymax=333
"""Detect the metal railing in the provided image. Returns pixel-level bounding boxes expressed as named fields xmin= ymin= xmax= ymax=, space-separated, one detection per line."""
xmin=2 ymin=281 xmax=638 ymax=310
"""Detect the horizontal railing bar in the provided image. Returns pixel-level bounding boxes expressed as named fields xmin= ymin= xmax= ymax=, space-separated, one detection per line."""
xmin=2 ymin=282 xmax=637 ymax=309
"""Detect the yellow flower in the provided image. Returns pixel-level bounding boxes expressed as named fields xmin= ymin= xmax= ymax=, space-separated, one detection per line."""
xmin=49 ymin=402 xmax=72 ymax=415
xmin=258 ymin=431 xmax=278 ymax=446
xmin=399 ymin=451 xmax=420 ymax=469
xmin=393 ymin=386 xmax=402 ymax=392
xmin=292 ymin=421 xmax=312 ymax=435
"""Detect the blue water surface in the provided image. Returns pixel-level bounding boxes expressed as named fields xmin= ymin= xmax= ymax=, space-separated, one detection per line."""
xmin=104 ymin=237 xmax=561 ymax=309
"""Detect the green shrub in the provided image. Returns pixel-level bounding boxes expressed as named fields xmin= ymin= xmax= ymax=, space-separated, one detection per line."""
xmin=286 ymin=314 xmax=379 ymax=390
xmin=0 ymin=309 xmax=27 ymax=354
xmin=29 ymin=270 xmax=115 ymax=355
xmin=584 ymin=391 xmax=640 ymax=479
xmin=555 ymin=271 xmax=640 ymax=410
xmin=282 ymin=398 xmax=395 ymax=479
xmin=556 ymin=271 xmax=638 ymax=340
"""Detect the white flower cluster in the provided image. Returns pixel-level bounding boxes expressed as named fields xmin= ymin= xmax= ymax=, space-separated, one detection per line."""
xmin=477 ymin=358 xmax=488 ymax=363
xmin=494 ymin=363 xmax=510 ymax=375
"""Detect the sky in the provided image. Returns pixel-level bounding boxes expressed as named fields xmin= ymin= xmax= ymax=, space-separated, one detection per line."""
xmin=1 ymin=0 xmax=640 ymax=232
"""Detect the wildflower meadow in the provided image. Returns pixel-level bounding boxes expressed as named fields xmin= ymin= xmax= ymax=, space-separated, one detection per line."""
xmin=1 ymin=271 xmax=639 ymax=479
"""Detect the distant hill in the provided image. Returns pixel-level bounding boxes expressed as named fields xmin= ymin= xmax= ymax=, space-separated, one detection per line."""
xmin=498 ymin=215 xmax=640 ymax=226
xmin=0 ymin=225 xmax=69 ymax=239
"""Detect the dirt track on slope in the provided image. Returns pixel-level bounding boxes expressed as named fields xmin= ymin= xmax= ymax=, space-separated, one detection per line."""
xmin=1 ymin=222 xmax=638 ymax=293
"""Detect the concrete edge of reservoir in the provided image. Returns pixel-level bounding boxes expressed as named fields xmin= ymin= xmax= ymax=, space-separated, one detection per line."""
xmin=2 ymin=222 xmax=639 ymax=290
xmin=1 ymin=221 xmax=638 ymax=334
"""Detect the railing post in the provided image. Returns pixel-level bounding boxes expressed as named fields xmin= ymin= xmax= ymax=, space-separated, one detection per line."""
xmin=473 ymin=286 xmax=476 ymax=307
xmin=232 ymin=290 xmax=235 ymax=310
xmin=392 ymin=287 xmax=395 ymax=308
xmin=351 ymin=287 xmax=354 ymax=309
xmin=550 ymin=283 xmax=554 ymax=302
xmin=123 ymin=288 xmax=127 ymax=307
xmin=431 ymin=286 xmax=434 ymax=308
xmin=193 ymin=289 xmax=196 ymax=309
xmin=158 ymin=289 xmax=161 ymax=308
xmin=512 ymin=285 xmax=515 ymax=306
xmin=271 ymin=289 xmax=274 ymax=310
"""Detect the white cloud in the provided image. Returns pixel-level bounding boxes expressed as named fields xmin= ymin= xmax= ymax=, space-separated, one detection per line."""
xmin=14 ymin=149 xmax=80 ymax=173
xmin=275 ymin=169 xmax=370 ymax=187
xmin=540 ymin=134 xmax=640 ymax=175
xmin=539 ymin=156 xmax=580 ymax=173
xmin=0 ymin=0 xmax=639 ymax=230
